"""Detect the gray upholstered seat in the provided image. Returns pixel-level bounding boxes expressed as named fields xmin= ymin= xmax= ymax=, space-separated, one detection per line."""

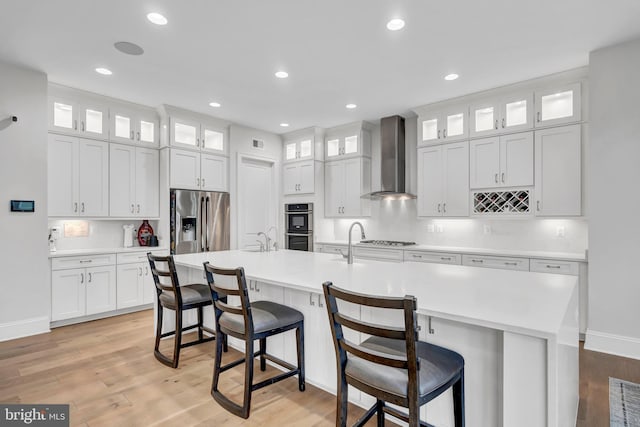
xmin=159 ymin=284 xmax=211 ymax=307
xmin=219 ymin=300 xmax=304 ymax=334
xmin=345 ymin=336 xmax=464 ymax=398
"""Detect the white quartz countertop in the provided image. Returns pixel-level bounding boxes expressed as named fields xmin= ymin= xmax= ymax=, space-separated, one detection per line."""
xmin=48 ymin=246 xmax=169 ymax=258
xmin=174 ymin=249 xmax=577 ymax=339
xmin=316 ymin=240 xmax=587 ymax=262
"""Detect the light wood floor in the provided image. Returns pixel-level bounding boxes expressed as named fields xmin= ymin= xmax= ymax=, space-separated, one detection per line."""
xmin=1 ymin=310 xmax=639 ymax=426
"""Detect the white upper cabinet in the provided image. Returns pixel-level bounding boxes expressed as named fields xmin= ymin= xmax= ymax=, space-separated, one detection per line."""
xmin=417 ymin=142 xmax=469 ymax=217
xmin=470 ymin=132 xmax=533 ymax=189
xmin=285 ymin=139 xmax=313 ymax=162
xmin=170 ymin=117 xmax=228 ymax=155
xmin=470 ymin=92 xmax=534 ymax=137
xmin=535 ymin=83 xmax=581 ymax=127
xmin=419 ymin=104 xmax=469 ymax=146
xmin=325 ymin=157 xmax=371 ymax=217
xmin=170 ymin=148 xmax=229 ymax=192
xmin=110 ymin=106 xmax=159 ymax=147
xmin=49 ymin=94 xmax=109 ymax=140
xmin=284 ymin=160 xmax=314 ymax=195
xmin=48 ymin=134 xmax=109 ymax=217
xmin=324 ymin=122 xmax=372 ymax=160
xmin=534 ymin=125 xmax=581 ymax=216
xmin=109 ymin=144 xmax=159 ymax=218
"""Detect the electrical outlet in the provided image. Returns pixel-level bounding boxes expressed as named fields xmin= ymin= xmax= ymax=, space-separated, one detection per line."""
xmin=427 ymin=224 xmax=435 ymax=233
xmin=436 ymin=224 xmax=444 ymax=233
xmin=556 ymin=226 xmax=566 ymax=238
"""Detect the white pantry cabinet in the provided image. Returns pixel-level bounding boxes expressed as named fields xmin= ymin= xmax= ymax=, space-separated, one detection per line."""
xmin=51 ymin=254 xmax=117 ymax=321
xmin=283 ymin=160 xmax=314 ymax=195
xmin=469 ymin=132 xmax=533 ymax=189
xmin=419 ymin=104 xmax=469 ymax=145
xmin=49 ymin=94 xmax=109 ymax=140
xmin=535 ymin=82 xmax=582 ymax=128
xmin=110 ymin=105 xmax=159 ymax=147
xmin=325 ymin=157 xmax=371 ymax=218
xmin=170 ymin=148 xmax=228 ymax=191
xmin=417 ymin=141 xmax=469 ymax=217
xmin=534 ymin=124 xmax=582 ymax=216
xmin=470 ymin=92 xmax=534 ymax=137
xmin=110 ymin=144 xmax=160 ymax=218
xmin=48 ymin=134 xmax=109 ymax=217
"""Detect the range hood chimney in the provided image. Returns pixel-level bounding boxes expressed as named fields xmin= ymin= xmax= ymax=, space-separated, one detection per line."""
xmin=363 ymin=115 xmax=416 ymax=200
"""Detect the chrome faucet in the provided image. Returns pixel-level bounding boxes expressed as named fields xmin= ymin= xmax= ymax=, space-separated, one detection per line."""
xmin=266 ymin=226 xmax=278 ymax=251
xmin=341 ymin=221 xmax=366 ymax=264
xmin=256 ymin=231 xmax=270 ymax=252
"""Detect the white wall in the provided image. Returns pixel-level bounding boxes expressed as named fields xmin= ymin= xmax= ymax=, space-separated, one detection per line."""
xmin=585 ymin=37 xmax=640 ymax=359
xmin=0 ymin=61 xmax=49 ymax=341
xmin=229 ymin=124 xmax=282 ymax=249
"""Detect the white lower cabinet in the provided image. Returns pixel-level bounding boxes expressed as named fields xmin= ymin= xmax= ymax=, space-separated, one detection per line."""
xmin=51 ymin=255 xmax=117 ymax=321
xmin=462 ymin=254 xmax=529 ymax=271
xmin=534 ymin=124 xmax=581 ymax=216
xmin=116 ymin=252 xmax=161 ymax=309
xmin=404 ymin=251 xmax=462 ymax=265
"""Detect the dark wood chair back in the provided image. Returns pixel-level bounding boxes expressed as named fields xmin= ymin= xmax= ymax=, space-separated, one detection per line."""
xmin=147 ymin=253 xmax=183 ymax=306
xmin=203 ymin=261 xmax=254 ymax=338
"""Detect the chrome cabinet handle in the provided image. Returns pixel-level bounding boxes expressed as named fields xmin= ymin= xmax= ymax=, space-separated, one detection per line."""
xmin=80 ymin=273 xmax=84 ymax=284
xmin=443 ymin=129 xmax=447 ymax=138
xmin=546 ymin=265 xmax=561 ymax=269
xmin=79 ymin=260 xmax=92 ymax=264
xmin=494 ymin=173 xmax=498 ymax=183
xmin=537 ymin=201 xmax=541 ymax=211
xmin=428 ymin=316 xmax=435 ymax=334
xmin=318 ymin=294 xmax=324 ymax=308
xmin=249 ymin=281 xmax=254 ymax=291
xmin=412 ymin=254 xmax=422 ymax=258
xmin=144 ymin=266 xmax=149 ymax=275
xmin=505 ymin=262 xmax=518 ymax=266
xmin=81 ymin=121 xmax=85 ymax=132
xmin=130 ymin=130 xmax=134 ymax=140
xmin=202 ymin=178 xmax=206 ymax=187
xmin=138 ymin=267 xmax=143 ymax=276
xmin=502 ymin=118 xmax=506 ymax=128
xmin=501 ymin=173 xmax=505 ymax=183
xmin=197 ymin=177 xmax=201 ymax=186
xmin=441 ymin=256 xmax=452 ymax=261
xmin=537 ymin=111 xmax=541 ymax=122
xmin=437 ymin=203 xmax=441 ymax=213
xmin=437 ymin=129 xmax=441 ymax=139
xmin=494 ymin=119 xmax=498 ymax=130
xmin=136 ymin=131 xmax=140 ymax=141
xmin=255 ymin=283 xmax=260 ymax=293
xmin=471 ymin=259 xmax=483 ymax=263
xmin=88 ymin=272 xmax=92 ymax=282
xmin=74 ymin=119 xmax=78 ymax=131
xmin=310 ymin=293 xmax=315 ymax=306
xmin=81 ymin=202 xmax=85 ymax=213
xmin=74 ymin=202 xmax=78 ymax=213
xmin=131 ymin=204 xmax=135 ymax=213
xmin=136 ymin=204 xmax=140 ymax=213
xmin=443 ymin=203 xmax=446 ymax=213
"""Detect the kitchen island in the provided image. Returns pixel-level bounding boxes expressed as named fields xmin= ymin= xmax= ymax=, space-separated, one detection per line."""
xmin=172 ymin=249 xmax=578 ymax=427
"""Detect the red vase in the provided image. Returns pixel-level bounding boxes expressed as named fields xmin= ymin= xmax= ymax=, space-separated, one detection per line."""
xmin=138 ymin=220 xmax=154 ymax=246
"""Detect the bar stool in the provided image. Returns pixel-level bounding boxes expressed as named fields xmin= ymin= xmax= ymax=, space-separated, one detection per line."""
xmin=323 ymin=281 xmax=465 ymax=427
xmin=147 ymin=253 xmax=223 ymax=368
xmin=203 ymin=261 xmax=305 ymax=419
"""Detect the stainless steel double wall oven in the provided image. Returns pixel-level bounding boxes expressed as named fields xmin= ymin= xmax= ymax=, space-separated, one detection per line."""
xmin=284 ymin=203 xmax=313 ymax=251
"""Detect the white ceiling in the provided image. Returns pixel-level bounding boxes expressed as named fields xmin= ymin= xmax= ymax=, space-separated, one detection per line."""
xmin=1 ymin=0 xmax=639 ymax=134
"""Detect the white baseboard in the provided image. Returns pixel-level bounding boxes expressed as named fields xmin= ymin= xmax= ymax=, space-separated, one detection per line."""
xmin=584 ymin=329 xmax=640 ymax=360
xmin=0 ymin=316 xmax=50 ymax=342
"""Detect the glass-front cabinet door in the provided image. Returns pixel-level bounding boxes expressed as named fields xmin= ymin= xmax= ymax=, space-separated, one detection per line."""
xmin=137 ymin=111 xmax=159 ymax=146
xmin=285 ymin=142 xmax=298 ymax=161
xmin=535 ymin=83 xmax=581 ymax=127
xmin=201 ymin=125 xmax=225 ymax=154
xmin=170 ymin=118 xmax=200 ymax=149
xmin=470 ymin=101 xmax=500 ymax=137
xmin=500 ymin=93 xmax=534 ymax=132
xmin=419 ymin=112 xmax=441 ymax=145
xmin=299 ymin=139 xmax=312 ymax=159
xmin=285 ymin=139 xmax=313 ymax=162
xmin=50 ymin=97 xmax=77 ymax=133
xmin=326 ymin=138 xmax=341 ymax=158
xmin=442 ymin=106 xmax=468 ymax=142
xmin=110 ymin=109 xmax=135 ymax=144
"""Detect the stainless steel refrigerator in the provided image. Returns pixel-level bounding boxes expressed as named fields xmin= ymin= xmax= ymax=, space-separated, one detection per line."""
xmin=170 ymin=189 xmax=230 ymax=254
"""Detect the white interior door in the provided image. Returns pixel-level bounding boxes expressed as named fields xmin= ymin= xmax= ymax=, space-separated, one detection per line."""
xmin=237 ymin=155 xmax=277 ymax=249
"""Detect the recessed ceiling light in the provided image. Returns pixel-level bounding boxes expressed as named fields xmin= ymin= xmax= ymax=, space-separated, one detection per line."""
xmin=209 ymin=102 xmax=221 ymax=108
xmin=95 ymin=67 xmax=112 ymax=76
xmin=346 ymin=104 xmax=357 ymax=109
xmin=280 ymin=123 xmax=289 ymax=127
xmin=147 ymin=12 xmax=168 ymax=25
xmin=444 ymin=73 xmax=459 ymax=81
xmin=275 ymin=71 xmax=289 ymax=79
xmin=386 ymin=18 xmax=405 ymax=31
xmin=114 ymin=41 xmax=144 ymax=56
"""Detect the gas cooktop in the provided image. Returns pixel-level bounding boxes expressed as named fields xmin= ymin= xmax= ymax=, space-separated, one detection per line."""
xmin=359 ymin=240 xmax=416 ymax=247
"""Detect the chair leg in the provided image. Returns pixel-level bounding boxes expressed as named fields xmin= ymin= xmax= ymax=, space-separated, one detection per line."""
xmin=376 ymin=399 xmax=385 ymax=427
xmin=259 ymin=338 xmax=267 ymax=371
xmin=172 ymin=308 xmax=183 ymax=368
xmin=241 ymin=338 xmax=254 ymax=418
xmin=223 ymin=333 xmax=228 ymax=352
xmin=197 ymin=306 xmax=204 ymax=341
xmin=154 ymin=303 xmax=163 ymax=357
xmin=211 ymin=325 xmax=224 ymax=397
xmin=336 ymin=369 xmax=348 ymax=427
xmin=453 ymin=369 xmax=465 ymax=427
xmin=296 ymin=323 xmax=305 ymax=391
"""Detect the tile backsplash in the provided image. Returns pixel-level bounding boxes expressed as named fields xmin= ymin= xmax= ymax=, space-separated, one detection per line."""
xmin=48 ymin=219 xmax=162 ymax=251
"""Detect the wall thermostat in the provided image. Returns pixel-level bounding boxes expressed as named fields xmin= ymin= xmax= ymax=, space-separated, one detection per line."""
xmin=10 ymin=200 xmax=35 ymax=212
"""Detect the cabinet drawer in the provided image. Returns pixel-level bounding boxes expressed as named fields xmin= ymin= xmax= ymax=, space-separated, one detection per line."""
xmin=52 ymin=253 xmax=116 ymax=270
xmin=462 ymin=254 xmax=529 ymax=271
xmin=117 ymin=250 xmax=167 ymax=264
xmin=529 ymin=259 xmax=579 ymax=275
xmin=320 ymin=244 xmax=346 ymax=255
xmin=404 ymin=251 xmax=461 ymax=265
xmin=353 ymin=247 xmax=403 ymax=262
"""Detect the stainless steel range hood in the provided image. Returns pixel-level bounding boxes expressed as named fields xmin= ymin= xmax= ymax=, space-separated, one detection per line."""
xmin=362 ymin=115 xmax=416 ymax=200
